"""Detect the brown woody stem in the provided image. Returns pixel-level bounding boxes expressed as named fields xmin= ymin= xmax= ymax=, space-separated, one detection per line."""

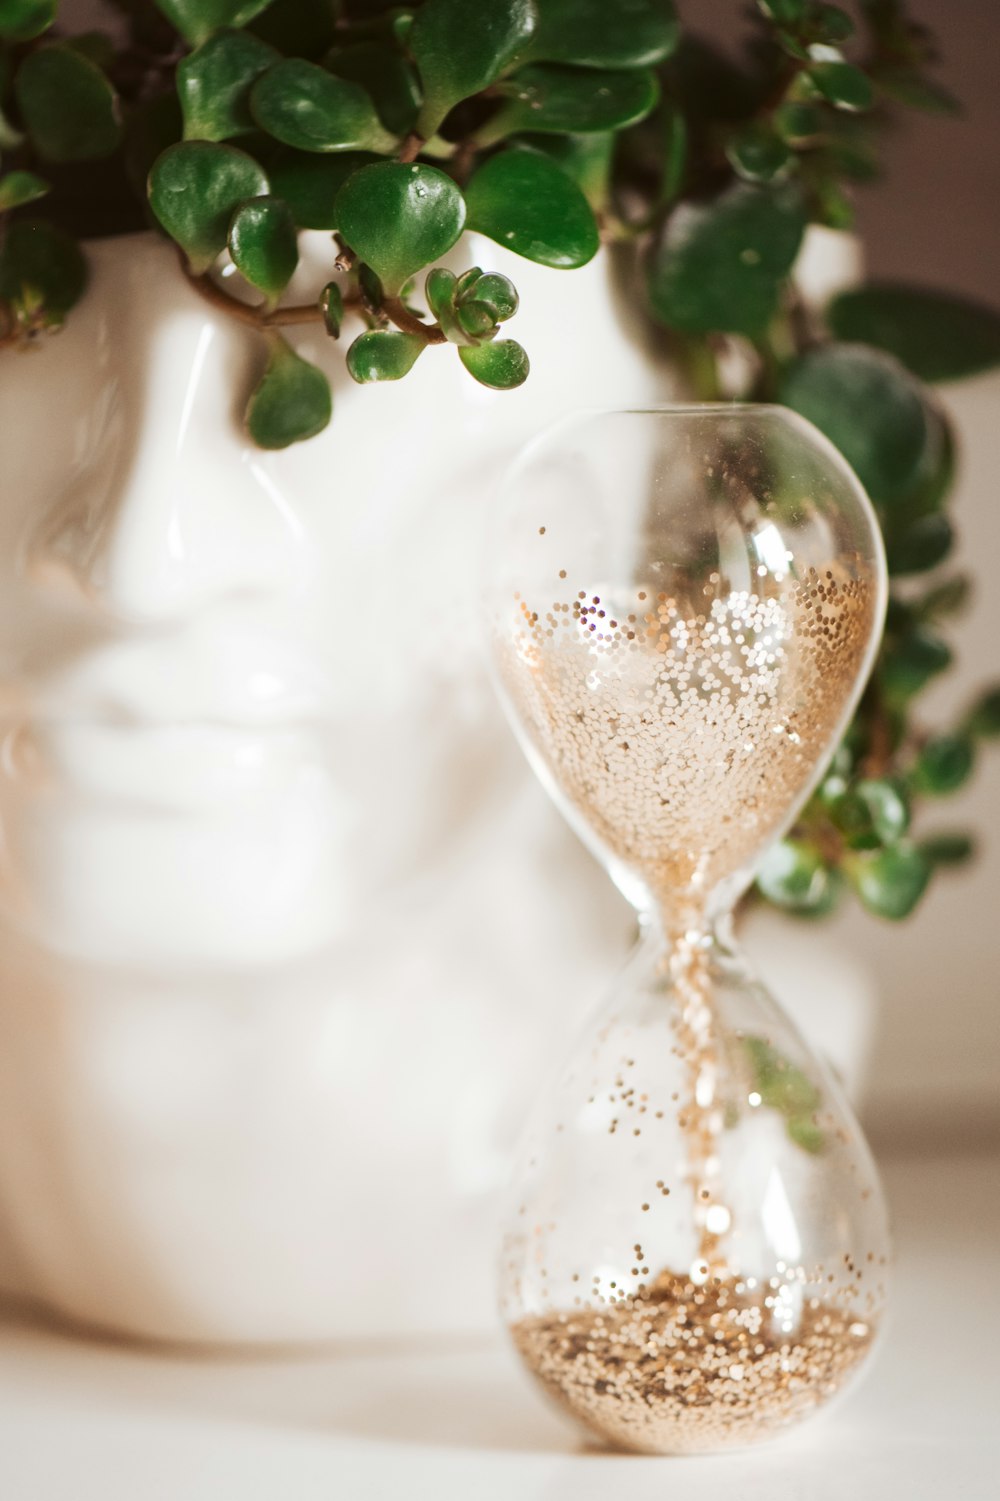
xmin=178 ymin=249 xmax=447 ymax=345
xmin=397 ymin=132 xmax=425 ymax=163
xmin=382 ymin=296 xmax=446 ymax=344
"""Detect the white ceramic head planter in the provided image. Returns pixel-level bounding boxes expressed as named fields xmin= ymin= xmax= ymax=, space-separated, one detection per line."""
xmin=0 ymin=230 xmax=668 ymax=1343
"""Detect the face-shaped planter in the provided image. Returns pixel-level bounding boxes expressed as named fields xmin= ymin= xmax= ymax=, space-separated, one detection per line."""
xmin=0 ymin=231 xmax=667 ymax=1343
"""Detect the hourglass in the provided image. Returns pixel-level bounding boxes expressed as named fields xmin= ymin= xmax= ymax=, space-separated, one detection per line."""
xmin=486 ymin=406 xmax=891 ymax=1454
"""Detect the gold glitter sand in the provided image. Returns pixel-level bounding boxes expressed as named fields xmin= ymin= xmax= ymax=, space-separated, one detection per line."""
xmin=498 ymin=557 xmax=881 ymax=1452
xmin=499 ymin=565 xmax=877 ymax=903
xmin=512 ymin=1269 xmax=875 ymax=1454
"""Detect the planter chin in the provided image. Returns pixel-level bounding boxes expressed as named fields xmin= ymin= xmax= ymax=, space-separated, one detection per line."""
xmin=0 ymin=227 xmax=875 ymax=1345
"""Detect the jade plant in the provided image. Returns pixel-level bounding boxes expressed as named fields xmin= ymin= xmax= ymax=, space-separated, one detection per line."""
xmin=1 ymin=0 xmax=999 ymax=924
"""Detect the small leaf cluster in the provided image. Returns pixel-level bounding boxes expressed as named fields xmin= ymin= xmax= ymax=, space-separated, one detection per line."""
xmin=2 ymin=0 xmax=678 ymax=437
xmin=2 ymin=1 xmax=999 ymax=927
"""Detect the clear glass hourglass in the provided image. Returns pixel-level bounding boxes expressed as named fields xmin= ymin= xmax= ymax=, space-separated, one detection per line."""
xmin=485 ymin=406 xmax=891 ymax=1455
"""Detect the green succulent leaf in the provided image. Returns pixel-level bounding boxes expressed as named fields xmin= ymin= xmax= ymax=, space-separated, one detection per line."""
xmin=0 ymin=217 xmax=87 ymax=327
xmin=756 ymin=839 xmax=833 ymax=913
xmin=228 ymin=194 xmax=298 ymax=302
xmin=178 ymin=29 xmax=280 ymax=142
xmin=726 ymin=122 xmax=794 ymax=184
xmin=0 ymin=169 xmax=49 ymax=212
xmin=920 ymin=832 xmax=975 ymax=868
xmin=465 ymin=148 xmax=598 ymax=268
xmin=249 ymin=59 xmax=396 ymax=153
xmin=774 ymin=100 xmax=823 ymax=144
xmin=874 ymin=67 xmax=961 ymax=117
xmin=346 ymin=328 xmax=426 ymax=382
xmin=423 ymin=273 xmax=465 ymax=345
xmin=335 ymin=161 xmax=465 ymax=295
xmin=325 ymin=41 xmax=421 ymax=136
xmin=267 ymin=150 xmax=378 ymax=229
xmin=527 ymin=0 xmax=678 ymax=68
xmin=777 ymin=344 xmax=932 ymax=506
xmin=826 ymin=283 xmax=1000 ymax=384
xmin=63 ymin=31 xmax=117 ymax=70
xmin=856 ymin=778 xmax=910 ymax=845
xmin=0 ymin=0 xmax=55 ymax=42
xmin=149 ymin=140 xmax=269 ymax=274
xmin=913 ymin=733 xmax=975 ymax=796
xmin=320 ymin=280 xmax=343 ymax=337
xmin=153 ymin=0 xmax=274 ymax=48
xmin=846 ymin=841 xmax=932 ymax=920
xmin=245 ymin=332 xmax=332 ymax=448
xmin=886 ymin=513 xmax=954 ymax=576
xmin=464 ymin=271 xmax=518 ymax=320
xmin=456 ymin=299 xmax=497 ymax=339
xmin=15 ymin=44 xmax=122 ymax=163
xmin=810 ymin=5 xmax=855 ymax=43
xmin=648 ymin=181 xmax=805 ymax=339
xmin=757 ymin=0 xmax=807 ymax=21
xmin=410 ymin=0 xmax=537 ymax=139
xmin=809 ymin=60 xmax=873 ymax=112
xmin=966 ymin=687 xmax=1000 ymax=740
xmin=454 ymin=267 xmax=483 ymax=299
xmin=459 ymin=338 xmax=530 ymax=389
xmin=880 ymin=626 xmax=951 ymax=703
xmin=518 ymin=130 xmax=617 ymax=212
xmin=425 ymin=265 xmax=457 ymax=319
xmin=895 ymin=404 xmax=954 ymax=519
xmin=477 ymin=63 xmax=658 ymax=146
xmin=919 ymin=574 xmax=971 ymax=621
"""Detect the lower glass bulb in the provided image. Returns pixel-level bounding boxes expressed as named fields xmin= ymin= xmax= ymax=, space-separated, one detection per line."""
xmin=501 ymin=923 xmax=891 ymax=1454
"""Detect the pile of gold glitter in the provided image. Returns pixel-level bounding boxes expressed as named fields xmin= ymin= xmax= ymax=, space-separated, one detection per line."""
xmin=497 ymin=565 xmax=876 ymax=900
xmin=511 ymin=1269 xmax=875 ymax=1454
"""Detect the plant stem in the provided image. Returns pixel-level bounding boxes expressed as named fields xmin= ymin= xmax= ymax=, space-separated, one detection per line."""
xmin=179 ymin=255 xmax=327 ymax=329
xmin=178 ymin=250 xmax=447 ymax=345
xmin=397 ymin=132 xmax=424 ymax=163
xmin=382 ymin=296 xmax=446 ymax=343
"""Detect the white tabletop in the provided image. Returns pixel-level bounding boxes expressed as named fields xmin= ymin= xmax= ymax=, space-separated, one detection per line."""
xmin=1 ymin=1149 xmax=996 ymax=1501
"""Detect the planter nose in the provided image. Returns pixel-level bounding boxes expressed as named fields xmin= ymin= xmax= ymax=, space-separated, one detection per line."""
xmin=25 ymin=240 xmax=306 ymax=624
